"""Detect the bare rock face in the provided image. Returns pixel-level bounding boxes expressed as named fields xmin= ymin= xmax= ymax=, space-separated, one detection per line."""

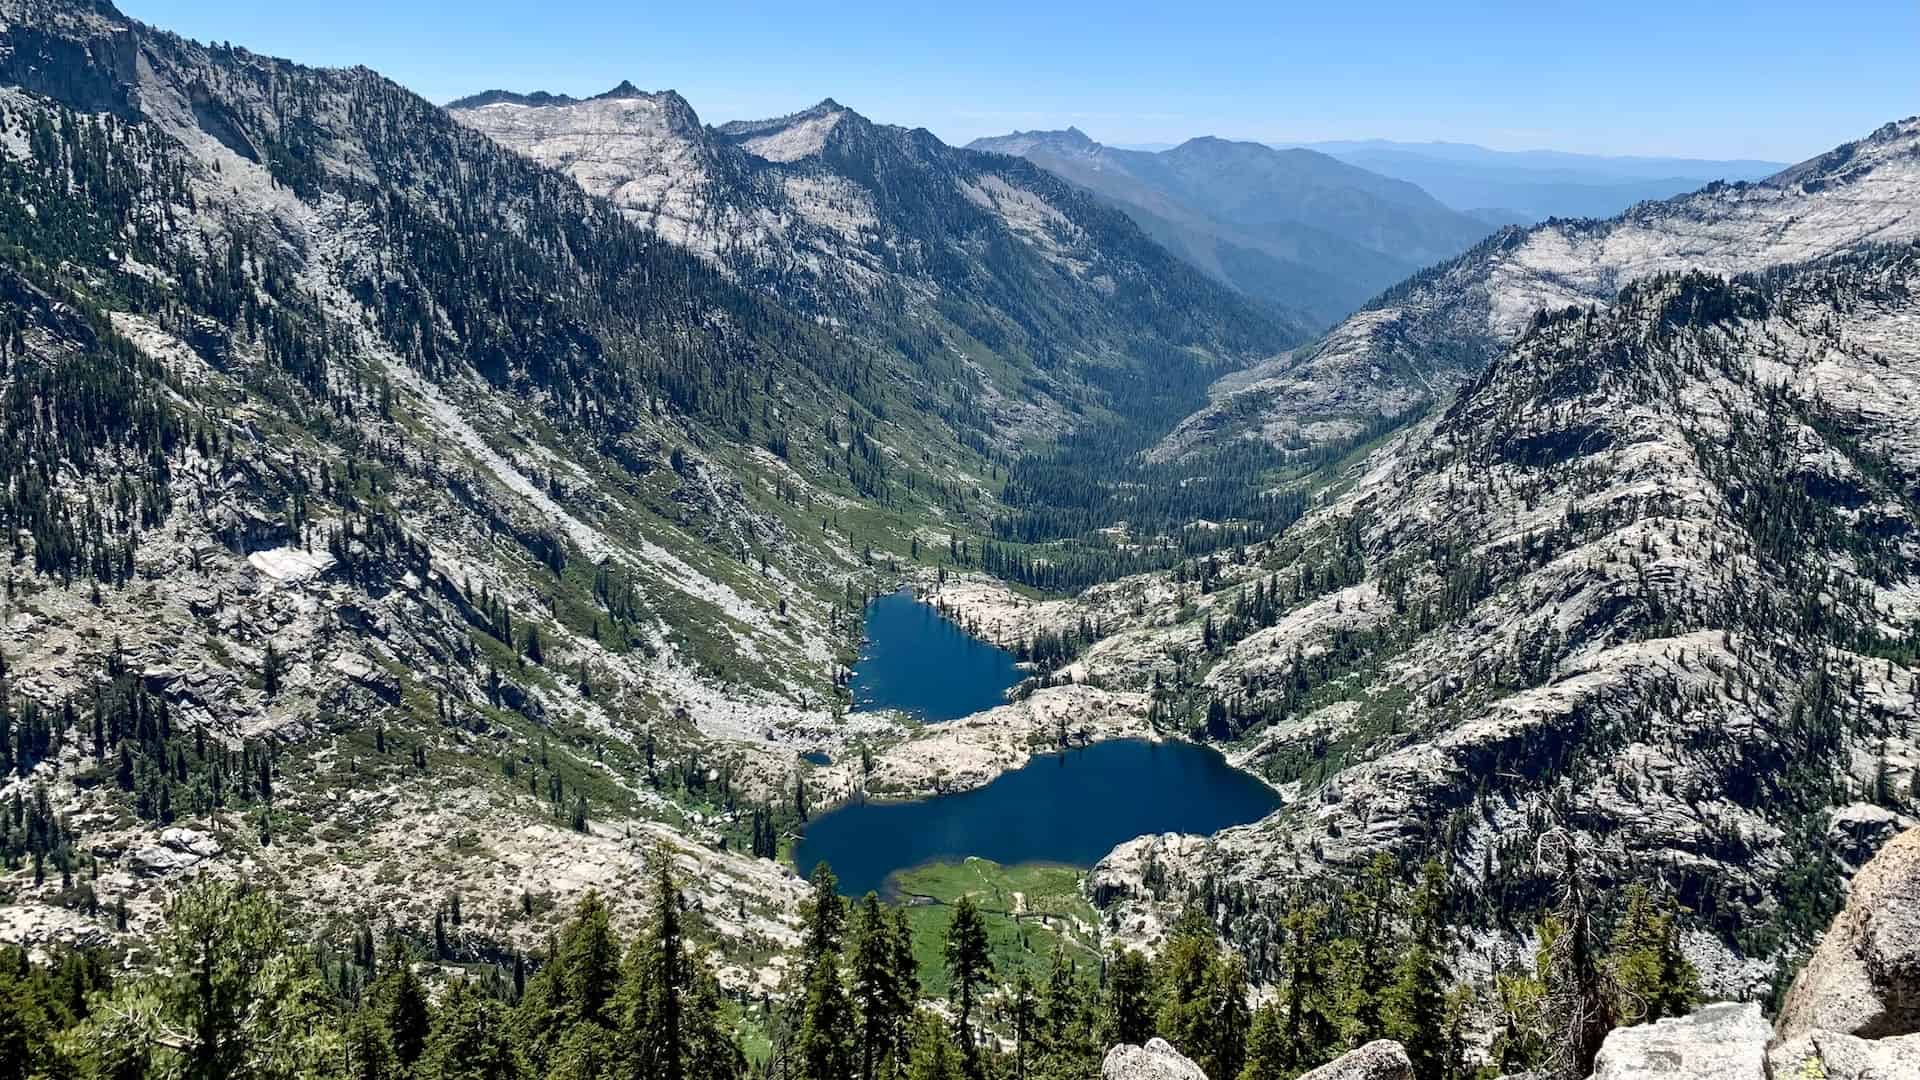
xmin=1589 ymin=1001 xmax=1770 ymax=1080
xmin=1297 ymin=1040 xmax=1415 ymax=1080
xmin=1766 ymin=1030 xmax=1920 ymax=1080
xmin=1101 ymin=1038 xmax=1208 ymax=1080
xmin=1776 ymin=827 xmax=1920 ymax=1039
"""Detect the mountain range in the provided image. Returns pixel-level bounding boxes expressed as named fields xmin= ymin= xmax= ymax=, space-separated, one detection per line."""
xmin=1157 ymin=120 xmax=1920 ymax=461
xmin=3 ymin=0 xmax=1920 ymax=1074
xmin=447 ymin=85 xmax=1301 ymax=448
xmin=1296 ymin=138 xmax=1790 ymax=222
xmin=967 ymin=127 xmax=1494 ymax=327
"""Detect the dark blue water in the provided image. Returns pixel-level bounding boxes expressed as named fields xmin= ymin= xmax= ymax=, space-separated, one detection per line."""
xmin=851 ymin=590 xmax=1023 ymax=723
xmin=793 ymin=739 xmax=1283 ymax=897
xmin=803 ymin=751 xmax=833 ymax=766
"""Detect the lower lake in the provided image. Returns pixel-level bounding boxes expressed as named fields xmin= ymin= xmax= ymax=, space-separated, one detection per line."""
xmin=850 ymin=589 xmax=1023 ymax=723
xmin=793 ymin=738 xmax=1283 ymax=898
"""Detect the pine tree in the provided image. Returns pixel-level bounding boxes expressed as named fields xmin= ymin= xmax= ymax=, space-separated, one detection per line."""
xmin=1608 ymin=885 xmax=1698 ymax=1025
xmin=558 ymin=891 xmax=621 ymax=1028
xmin=378 ymin=939 xmax=431 ymax=1070
xmin=797 ymin=864 xmax=854 ymax=1080
xmin=851 ymin=892 xmax=910 ymax=1080
xmin=890 ymin=908 xmax=922 ymax=1070
xmin=1204 ymin=955 xmax=1251 ymax=1080
xmin=1010 ymin=973 xmax=1036 ymax=1080
xmin=65 ymin=878 xmax=339 ymax=1079
xmin=1389 ymin=861 xmax=1454 ymax=1080
xmin=1241 ymin=1003 xmax=1288 ymax=1080
xmin=1035 ymin=945 xmax=1097 ymax=1080
xmin=1276 ymin=900 xmax=1339 ymax=1074
xmin=1336 ymin=852 xmax=1401 ymax=1044
xmin=1154 ymin=908 xmax=1219 ymax=1064
xmin=344 ymin=1008 xmax=395 ymax=1080
xmin=425 ymin=981 xmax=522 ymax=1080
xmin=906 ymin=1011 xmax=961 ymax=1080
xmin=1104 ymin=949 xmax=1154 ymax=1047
xmin=1537 ymin=846 xmax=1616 ymax=1080
xmin=616 ymin=857 xmax=683 ymax=1080
xmin=943 ymin=894 xmax=993 ymax=1079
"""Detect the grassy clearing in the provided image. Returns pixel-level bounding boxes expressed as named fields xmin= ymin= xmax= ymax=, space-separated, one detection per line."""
xmin=891 ymin=858 xmax=1100 ymax=996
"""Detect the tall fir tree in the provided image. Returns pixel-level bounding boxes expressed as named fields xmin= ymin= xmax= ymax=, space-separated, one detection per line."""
xmin=943 ymin=894 xmax=993 ymax=1079
xmin=796 ymin=864 xmax=854 ymax=1080
xmin=1389 ymin=861 xmax=1454 ymax=1080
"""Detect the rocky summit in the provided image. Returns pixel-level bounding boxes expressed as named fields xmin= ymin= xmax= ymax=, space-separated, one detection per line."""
xmin=1 ymin=2 xmax=1918 ymax=1079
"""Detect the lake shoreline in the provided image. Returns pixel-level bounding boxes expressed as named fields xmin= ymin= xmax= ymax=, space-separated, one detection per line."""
xmin=794 ymin=736 xmax=1284 ymax=898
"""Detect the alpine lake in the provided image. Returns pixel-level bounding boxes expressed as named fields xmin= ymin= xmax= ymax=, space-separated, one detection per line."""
xmin=794 ymin=590 xmax=1281 ymax=900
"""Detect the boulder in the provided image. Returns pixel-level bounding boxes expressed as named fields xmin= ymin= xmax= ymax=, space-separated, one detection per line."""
xmin=1590 ymin=1001 xmax=1769 ymax=1079
xmin=129 ymin=843 xmax=201 ymax=877
xmin=159 ymin=827 xmax=222 ymax=859
xmin=129 ymin=827 xmax=224 ymax=877
xmin=1297 ymin=1040 xmax=1415 ymax=1080
xmin=1102 ymin=1038 xmax=1208 ymax=1080
xmin=1776 ymin=826 xmax=1920 ymax=1039
xmin=1766 ymin=1030 xmax=1920 ymax=1080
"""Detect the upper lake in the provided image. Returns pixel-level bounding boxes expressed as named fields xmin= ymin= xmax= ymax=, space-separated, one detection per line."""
xmin=793 ymin=738 xmax=1283 ymax=898
xmin=850 ymin=589 xmax=1023 ymax=723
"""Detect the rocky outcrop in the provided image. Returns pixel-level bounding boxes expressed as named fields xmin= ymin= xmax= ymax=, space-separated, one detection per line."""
xmin=1101 ymin=1038 xmax=1208 ymax=1080
xmin=1297 ymin=1040 xmax=1416 ymax=1080
xmin=1578 ymin=828 xmax=1920 ymax=1079
xmin=1098 ymin=1038 xmax=1415 ymax=1080
xmin=1766 ymin=1030 xmax=1920 ymax=1079
xmin=1776 ymin=827 xmax=1920 ymax=1039
xmin=1096 ymin=249 xmax=1920 ymax=982
xmin=1156 ymin=116 xmax=1920 ymax=460
xmin=1589 ymin=1001 xmax=1771 ymax=1079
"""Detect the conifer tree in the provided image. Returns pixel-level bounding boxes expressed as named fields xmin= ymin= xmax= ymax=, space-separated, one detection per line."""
xmin=261 ymin=641 xmax=283 ymax=699
xmin=1241 ymin=1003 xmax=1288 ymax=1080
xmin=1104 ymin=949 xmax=1154 ymax=1047
xmin=943 ymin=894 xmax=993 ymax=1078
xmin=1204 ymin=956 xmax=1251 ymax=1080
xmin=344 ymin=1007 xmax=395 ymax=1080
xmin=851 ymin=892 xmax=911 ymax=1080
xmin=1389 ymin=861 xmax=1454 ymax=1080
xmin=1537 ymin=844 xmax=1615 ymax=1080
xmin=1033 ymin=945 xmax=1096 ymax=1080
xmin=1336 ymin=852 xmax=1401 ymax=1044
xmin=532 ymin=890 xmax=621 ymax=1076
xmin=426 ymin=981 xmax=522 ymax=1080
xmin=906 ymin=1011 xmax=962 ymax=1080
xmin=1276 ymin=901 xmax=1339 ymax=1074
xmin=1607 ymin=885 xmax=1699 ymax=1025
xmin=377 ymin=938 xmax=431 ymax=1071
xmin=1154 ymin=908 xmax=1219 ymax=1063
xmin=797 ymin=864 xmax=854 ymax=1080
xmin=1010 ymin=973 xmax=1036 ymax=1080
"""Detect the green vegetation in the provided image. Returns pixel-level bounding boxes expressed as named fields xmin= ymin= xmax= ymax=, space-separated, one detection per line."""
xmin=891 ymin=860 xmax=1099 ymax=997
xmin=0 ymin=852 xmax=1704 ymax=1080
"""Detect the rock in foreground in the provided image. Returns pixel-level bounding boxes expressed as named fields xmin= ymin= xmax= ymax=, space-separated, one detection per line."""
xmin=1589 ymin=1001 xmax=1770 ymax=1079
xmin=1775 ymin=826 xmax=1920 ymax=1039
xmin=1102 ymin=1038 xmax=1208 ymax=1080
xmin=1766 ymin=1030 xmax=1920 ymax=1080
xmin=1298 ymin=1039 xmax=1416 ymax=1080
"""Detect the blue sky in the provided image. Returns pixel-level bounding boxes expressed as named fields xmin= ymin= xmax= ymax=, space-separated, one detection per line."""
xmin=117 ymin=1 xmax=1916 ymax=162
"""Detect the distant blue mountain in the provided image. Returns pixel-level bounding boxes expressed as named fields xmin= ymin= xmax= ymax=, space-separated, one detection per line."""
xmin=1287 ymin=139 xmax=1788 ymax=222
xmin=969 ymin=129 xmax=1494 ymax=328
